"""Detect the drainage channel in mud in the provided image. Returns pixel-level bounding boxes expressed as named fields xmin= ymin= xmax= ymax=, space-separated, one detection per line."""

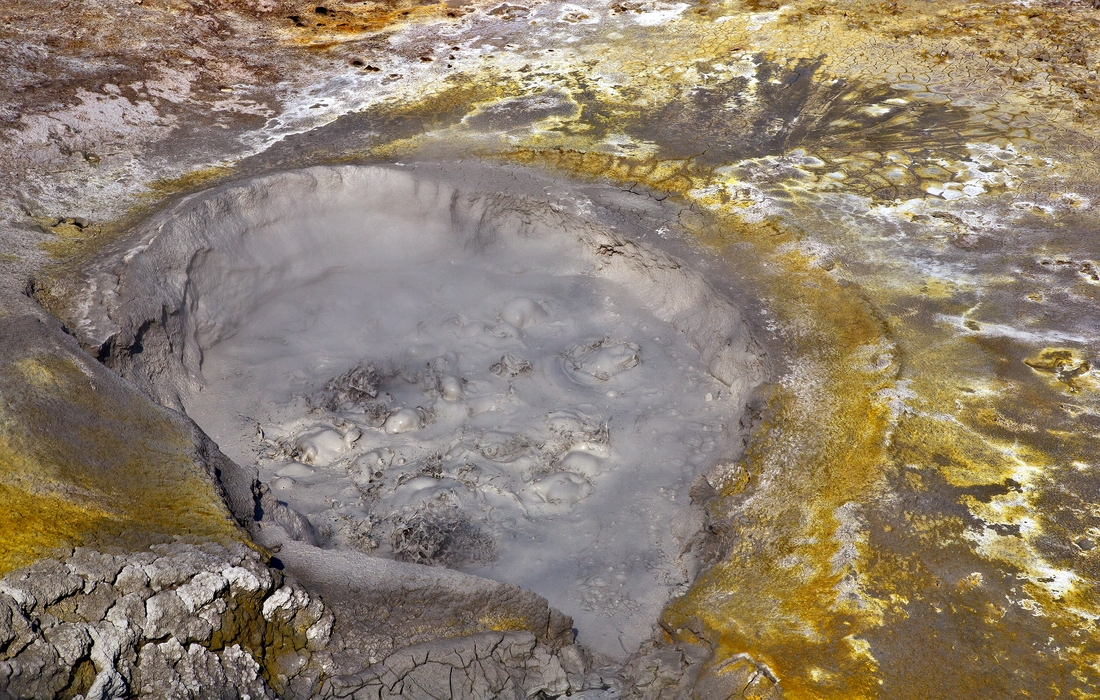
xmin=90 ymin=165 xmax=762 ymax=661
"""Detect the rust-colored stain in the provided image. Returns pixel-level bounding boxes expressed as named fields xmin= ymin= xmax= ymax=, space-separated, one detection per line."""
xmin=278 ymin=0 xmax=459 ymax=44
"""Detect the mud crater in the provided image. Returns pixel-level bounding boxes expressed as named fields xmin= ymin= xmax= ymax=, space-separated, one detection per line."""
xmin=68 ymin=164 xmax=763 ymax=660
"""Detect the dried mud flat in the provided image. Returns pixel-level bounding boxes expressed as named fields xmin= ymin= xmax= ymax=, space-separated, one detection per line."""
xmin=5 ymin=0 xmax=1100 ymax=698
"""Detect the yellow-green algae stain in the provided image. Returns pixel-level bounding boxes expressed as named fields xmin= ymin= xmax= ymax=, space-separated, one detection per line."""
xmin=0 ymin=353 xmax=246 ymax=575
xmin=477 ymin=611 xmax=535 ymax=634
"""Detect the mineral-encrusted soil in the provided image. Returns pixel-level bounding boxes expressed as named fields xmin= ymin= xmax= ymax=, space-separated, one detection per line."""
xmin=5 ymin=0 xmax=1100 ymax=697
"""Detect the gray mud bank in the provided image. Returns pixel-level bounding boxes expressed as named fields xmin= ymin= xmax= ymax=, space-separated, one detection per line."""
xmin=10 ymin=164 xmax=767 ymax=699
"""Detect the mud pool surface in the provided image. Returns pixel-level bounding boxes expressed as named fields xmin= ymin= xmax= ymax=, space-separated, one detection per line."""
xmin=177 ymin=168 xmax=756 ymax=659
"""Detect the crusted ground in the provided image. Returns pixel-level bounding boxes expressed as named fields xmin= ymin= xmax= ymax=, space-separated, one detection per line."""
xmin=0 ymin=540 xmax=590 ymax=699
xmin=4 ymin=0 xmax=1100 ymax=698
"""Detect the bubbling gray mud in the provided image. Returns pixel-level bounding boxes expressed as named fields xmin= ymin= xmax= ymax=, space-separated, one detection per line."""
xmin=82 ymin=166 xmax=761 ymax=661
